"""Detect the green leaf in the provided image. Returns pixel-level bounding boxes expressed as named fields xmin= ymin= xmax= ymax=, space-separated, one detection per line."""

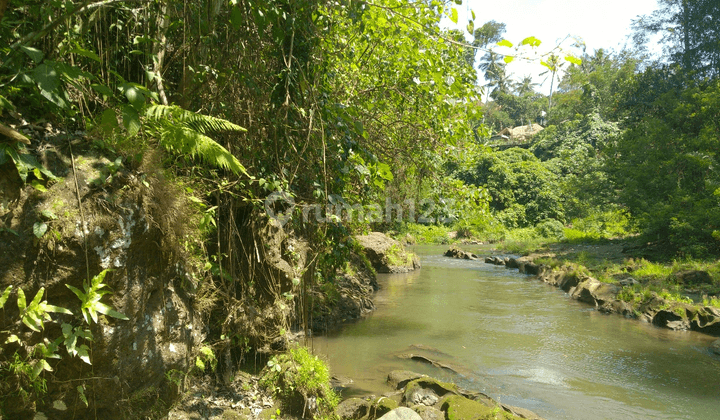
xmin=77 ymin=345 xmax=91 ymax=364
xmin=21 ymin=46 xmax=44 ymax=63
xmin=17 ymin=288 xmax=26 ymax=313
xmin=121 ymin=105 xmax=141 ymax=137
xmin=0 ymin=94 xmax=15 ymax=112
xmin=33 ymin=63 xmax=60 ymax=92
xmin=42 ymin=303 xmax=72 ymax=315
xmin=23 ymin=311 xmax=43 ymax=332
xmin=31 ymin=180 xmax=47 ymax=192
xmin=40 ymin=210 xmax=57 ymax=220
xmin=503 ymin=55 xmax=514 ymax=64
xmin=0 ymin=285 xmax=12 ymax=309
xmin=376 ymin=162 xmax=393 ymax=181
xmin=77 ymin=385 xmax=88 ymax=406
xmin=497 ymin=39 xmax=513 ymax=48
xmin=564 ymin=55 xmax=582 ymax=65
xmin=466 ymin=21 xmax=474 ymax=34
xmin=91 ymin=84 xmax=114 ymax=98
xmin=30 ymin=287 xmax=45 ymax=308
xmin=450 ymin=8 xmax=458 ymax=24
xmin=100 ymin=108 xmax=119 ymax=134
xmin=69 ymin=48 xmax=101 ymax=63
xmin=230 ymin=6 xmax=243 ymax=29
xmin=124 ymin=86 xmax=145 ymax=110
xmin=31 ymin=359 xmax=52 ymax=380
xmin=33 ymin=222 xmax=48 ymax=238
xmin=66 ymin=284 xmax=85 ymax=301
xmin=95 ymin=302 xmax=129 ymax=320
xmin=520 ymin=36 xmax=542 ymax=47
xmin=39 ymin=88 xmax=69 ymax=109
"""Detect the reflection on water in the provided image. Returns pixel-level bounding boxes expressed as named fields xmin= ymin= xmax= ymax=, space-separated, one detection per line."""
xmin=311 ymin=246 xmax=720 ymax=420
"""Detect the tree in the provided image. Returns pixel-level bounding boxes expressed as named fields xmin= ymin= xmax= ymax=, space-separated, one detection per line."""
xmin=456 ymin=148 xmax=565 ymax=227
xmin=633 ymin=0 xmax=720 ymax=79
xmin=539 ymin=54 xmax=564 ymax=113
xmin=470 ymin=20 xmax=507 ymax=68
xmin=609 ymin=70 xmax=720 ymax=257
xmin=479 ymin=51 xmax=507 ymax=103
xmin=551 ymin=48 xmax=639 ymax=122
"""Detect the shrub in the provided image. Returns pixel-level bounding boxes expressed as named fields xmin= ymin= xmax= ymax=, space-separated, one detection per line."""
xmin=260 ymin=347 xmax=339 ymax=418
xmin=535 ymin=219 xmax=565 ymax=240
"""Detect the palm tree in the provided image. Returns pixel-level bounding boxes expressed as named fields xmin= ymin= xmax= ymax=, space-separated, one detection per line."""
xmin=515 ymin=75 xmax=538 ymax=96
xmin=540 ymin=54 xmax=564 ymax=112
xmin=479 ymin=51 xmax=506 ymax=103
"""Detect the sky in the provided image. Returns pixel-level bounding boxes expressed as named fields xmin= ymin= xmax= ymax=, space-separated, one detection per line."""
xmin=442 ymin=0 xmax=661 ymax=95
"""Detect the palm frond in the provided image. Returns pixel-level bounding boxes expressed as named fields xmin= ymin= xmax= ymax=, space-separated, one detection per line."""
xmin=160 ymin=124 xmax=249 ymax=177
xmin=146 ymin=104 xmax=246 ymax=134
xmin=144 ymin=104 xmax=249 ymax=176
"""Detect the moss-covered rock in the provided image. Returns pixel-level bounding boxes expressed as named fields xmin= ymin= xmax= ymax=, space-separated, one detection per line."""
xmin=336 ymin=397 xmax=370 ymax=420
xmin=387 ymin=370 xmax=428 ymax=390
xmin=355 ymin=232 xmax=420 ymax=273
xmin=440 ymin=395 xmax=494 ymax=420
xmin=370 ymin=396 xmax=399 ymax=418
xmin=403 ymin=378 xmax=458 ymax=407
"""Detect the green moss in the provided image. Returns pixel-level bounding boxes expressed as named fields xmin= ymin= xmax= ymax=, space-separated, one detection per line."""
xmin=370 ymin=396 xmax=398 ymax=418
xmin=441 ymin=395 xmax=494 ymax=420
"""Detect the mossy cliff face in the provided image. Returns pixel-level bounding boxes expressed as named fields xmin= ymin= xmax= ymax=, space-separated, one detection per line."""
xmin=0 ymin=147 xmax=206 ymax=419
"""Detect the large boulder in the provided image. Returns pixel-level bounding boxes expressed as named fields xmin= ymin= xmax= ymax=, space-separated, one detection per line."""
xmin=501 ymin=403 xmax=545 ymax=420
xmin=377 ymin=407 xmax=423 ymax=420
xmin=653 ymin=308 xmax=691 ymax=330
xmin=403 ymin=378 xmax=458 ymax=407
xmin=388 ymin=370 xmax=428 ymax=390
xmin=445 ymin=247 xmax=478 ymax=260
xmin=336 ymin=398 xmax=370 ymax=420
xmin=411 ymin=405 xmax=444 ymax=420
xmin=569 ymin=278 xmax=620 ymax=306
xmin=440 ymin=395 xmax=494 ymax=420
xmin=355 ymin=232 xmax=420 ymax=273
xmin=690 ymin=306 xmax=720 ymax=335
xmin=673 ymin=270 xmax=713 ymax=286
xmin=711 ymin=339 xmax=720 ymax=356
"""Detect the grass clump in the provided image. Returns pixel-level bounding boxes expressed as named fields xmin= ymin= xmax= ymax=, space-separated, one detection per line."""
xmin=398 ymin=223 xmax=453 ymax=244
xmin=703 ymin=296 xmax=720 ymax=308
xmin=260 ymin=347 xmax=339 ymax=418
xmin=386 ymin=244 xmax=413 ymax=267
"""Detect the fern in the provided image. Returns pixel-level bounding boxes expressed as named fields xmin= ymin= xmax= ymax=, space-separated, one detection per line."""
xmin=144 ymin=104 xmax=249 ymax=177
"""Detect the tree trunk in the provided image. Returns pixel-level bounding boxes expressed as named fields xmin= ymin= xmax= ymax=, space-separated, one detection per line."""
xmin=152 ymin=1 xmax=169 ymax=105
xmin=0 ymin=0 xmax=8 ymax=22
xmin=682 ymin=0 xmax=691 ymax=71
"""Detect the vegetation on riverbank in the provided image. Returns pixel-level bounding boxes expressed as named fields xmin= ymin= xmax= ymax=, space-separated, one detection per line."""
xmin=1 ymin=0 xmax=719 ymax=418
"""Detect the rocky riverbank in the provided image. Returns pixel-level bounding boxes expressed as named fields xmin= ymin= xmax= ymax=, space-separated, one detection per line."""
xmin=460 ymin=249 xmax=720 ymax=337
xmin=336 ymin=371 xmax=542 ymax=420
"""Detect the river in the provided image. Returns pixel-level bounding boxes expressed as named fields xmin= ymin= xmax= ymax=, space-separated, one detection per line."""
xmin=312 ymin=245 xmax=720 ymax=420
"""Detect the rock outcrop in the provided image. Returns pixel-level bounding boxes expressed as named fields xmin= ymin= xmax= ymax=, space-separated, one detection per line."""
xmin=356 ymin=232 xmax=420 ymax=273
xmin=444 ymin=247 xmax=478 ymax=260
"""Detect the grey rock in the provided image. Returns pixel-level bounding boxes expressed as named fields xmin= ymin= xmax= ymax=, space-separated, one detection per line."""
xmin=336 ymin=397 xmax=370 ymax=420
xmin=411 ymin=405 xmax=444 ymax=420
xmin=387 ymin=370 xmax=427 ymax=390
xmin=377 ymin=407 xmax=423 ymax=420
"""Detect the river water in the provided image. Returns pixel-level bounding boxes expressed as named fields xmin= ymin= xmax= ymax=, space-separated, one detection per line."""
xmin=312 ymin=245 xmax=720 ymax=420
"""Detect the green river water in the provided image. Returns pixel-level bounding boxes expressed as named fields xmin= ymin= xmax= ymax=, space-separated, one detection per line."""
xmin=312 ymin=245 xmax=720 ymax=420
